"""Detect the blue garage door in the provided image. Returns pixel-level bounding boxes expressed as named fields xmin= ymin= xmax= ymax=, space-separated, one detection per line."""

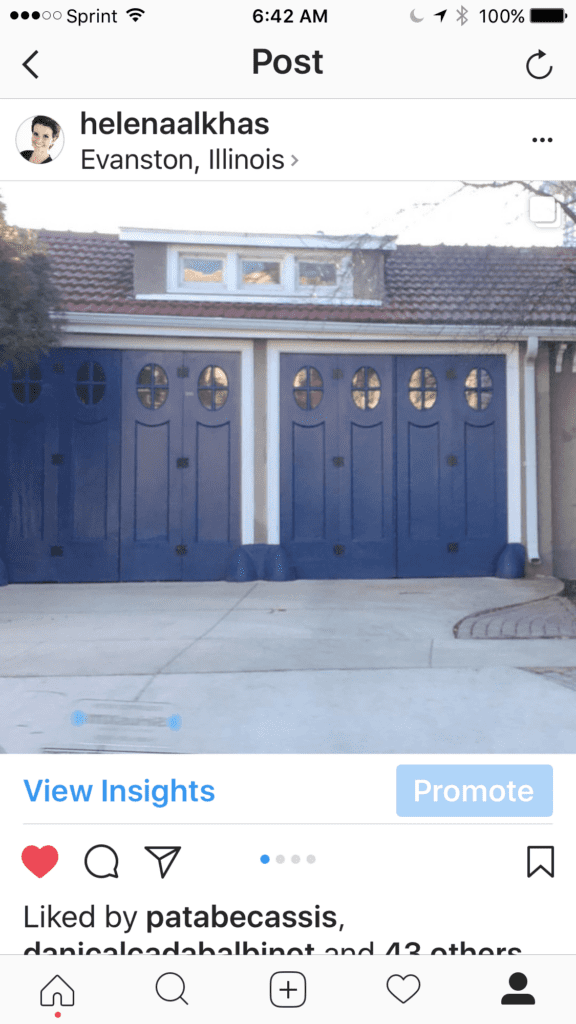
xmin=120 ymin=350 xmax=241 ymax=581
xmin=280 ymin=353 xmax=507 ymax=578
xmin=280 ymin=354 xmax=395 ymax=579
xmin=396 ymin=354 xmax=507 ymax=577
xmin=0 ymin=349 xmax=121 ymax=582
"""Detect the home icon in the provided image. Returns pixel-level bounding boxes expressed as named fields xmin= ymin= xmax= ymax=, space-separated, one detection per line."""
xmin=40 ymin=975 xmax=75 ymax=1006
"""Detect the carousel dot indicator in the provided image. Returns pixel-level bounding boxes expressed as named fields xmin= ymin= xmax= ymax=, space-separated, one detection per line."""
xmin=260 ymin=854 xmax=270 ymax=864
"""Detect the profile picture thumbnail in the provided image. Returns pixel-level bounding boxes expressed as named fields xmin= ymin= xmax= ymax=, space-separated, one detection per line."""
xmin=16 ymin=114 xmax=64 ymax=165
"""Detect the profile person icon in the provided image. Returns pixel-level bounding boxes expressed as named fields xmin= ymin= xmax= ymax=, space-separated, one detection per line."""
xmin=501 ymin=973 xmax=535 ymax=1005
xmin=20 ymin=115 xmax=61 ymax=165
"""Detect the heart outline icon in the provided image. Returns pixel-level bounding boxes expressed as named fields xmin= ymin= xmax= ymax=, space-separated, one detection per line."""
xmin=21 ymin=845 xmax=59 ymax=878
xmin=386 ymin=974 xmax=421 ymax=1003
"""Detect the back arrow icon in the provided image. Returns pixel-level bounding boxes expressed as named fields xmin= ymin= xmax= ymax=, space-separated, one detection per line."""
xmin=526 ymin=49 xmax=552 ymax=79
xmin=23 ymin=50 xmax=38 ymax=78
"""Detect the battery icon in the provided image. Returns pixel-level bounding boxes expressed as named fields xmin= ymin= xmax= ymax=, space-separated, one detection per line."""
xmin=530 ymin=7 xmax=568 ymax=20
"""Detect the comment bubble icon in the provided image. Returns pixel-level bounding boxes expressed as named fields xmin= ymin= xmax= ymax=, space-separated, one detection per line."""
xmin=84 ymin=844 xmax=119 ymax=879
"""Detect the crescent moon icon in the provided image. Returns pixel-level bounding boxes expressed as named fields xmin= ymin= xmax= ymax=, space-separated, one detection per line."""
xmin=410 ymin=8 xmax=424 ymax=20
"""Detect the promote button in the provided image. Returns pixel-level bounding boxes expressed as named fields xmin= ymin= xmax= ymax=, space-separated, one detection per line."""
xmin=396 ymin=765 xmax=553 ymax=816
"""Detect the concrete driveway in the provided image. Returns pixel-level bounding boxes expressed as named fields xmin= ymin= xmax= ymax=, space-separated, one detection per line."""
xmin=1 ymin=576 xmax=575 ymax=754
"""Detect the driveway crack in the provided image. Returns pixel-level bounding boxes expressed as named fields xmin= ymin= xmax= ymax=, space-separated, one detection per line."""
xmin=132 ymin=582 xmax=261 ymax=701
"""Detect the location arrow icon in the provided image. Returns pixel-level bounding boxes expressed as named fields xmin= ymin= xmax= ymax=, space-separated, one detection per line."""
xmin=145 ymin=846 xmax=181 ymax=878
xmin=435 ymin=9 xmax=447 ymax=20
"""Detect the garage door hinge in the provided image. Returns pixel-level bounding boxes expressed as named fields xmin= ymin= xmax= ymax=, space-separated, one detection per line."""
xmin=332 ymin=456 xmax=344 ymax=467
xmin=333 ymin=544 xmax=345 ymax=555
xmin=176 ymin=457 xmax=189 ymax=468
xmin=447 ymin=542 xmax=459 ymax=553
xmin=446 ymin=454 xmax=458 ymax=467
xmin=175 ymin=545 xmax=188 ymax=555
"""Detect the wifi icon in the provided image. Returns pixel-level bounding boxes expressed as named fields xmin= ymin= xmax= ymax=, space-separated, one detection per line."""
xmin=126 ymin=6 xmax=145 ymax=20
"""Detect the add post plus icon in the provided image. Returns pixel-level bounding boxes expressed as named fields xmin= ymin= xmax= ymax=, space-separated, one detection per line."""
xmin=270 ymin=973 xmax=307 ymax=1008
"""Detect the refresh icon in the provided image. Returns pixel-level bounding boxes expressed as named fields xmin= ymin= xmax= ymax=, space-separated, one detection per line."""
xmin=526 ymin=49 xmax=553 ymax=79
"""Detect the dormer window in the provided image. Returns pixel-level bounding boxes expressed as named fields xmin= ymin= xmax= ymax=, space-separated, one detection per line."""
xmin=182 ymin=257 xmax=224 ymax=285
xmin=169 ymin=248 xmax=349 ymax=302
xmin=125 ymin=227 xmax=395 ymax=307
xmin=242 ymin=260 xmax=281 ymax=287
xmin=299 ymin=261 xmax=337 ymax=287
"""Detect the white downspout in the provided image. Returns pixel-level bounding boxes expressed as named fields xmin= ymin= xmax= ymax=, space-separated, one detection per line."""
xmin=524 ymin=335 xmax=540 ymax=563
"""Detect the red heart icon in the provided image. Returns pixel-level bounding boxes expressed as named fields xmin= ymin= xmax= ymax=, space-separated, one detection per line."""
xmin=21 ymin=845 xmax=59 ymax=878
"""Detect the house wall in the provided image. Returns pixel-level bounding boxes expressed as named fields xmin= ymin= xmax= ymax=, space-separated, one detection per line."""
xmin=253 ymin=339 xmax=268 ymax=542
xmin=551 ymin=343 xmax=576 ymax=579
xmin=132 ymin=242 xmax=385 ymax=300
xmin=534 ymin=345 xmax=553 ymax=576
xmin=133 ymin=242 xmax=166 ymax=294
xmin=352 ymin=251 xmax=385 ymax=300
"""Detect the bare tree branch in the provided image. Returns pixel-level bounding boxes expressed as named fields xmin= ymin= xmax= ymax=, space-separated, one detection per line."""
xmin=461 ymin=180 xmax=576 ymax=225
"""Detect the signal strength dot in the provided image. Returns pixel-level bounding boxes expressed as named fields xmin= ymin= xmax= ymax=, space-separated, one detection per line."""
xmin=126 ymin=6 xmax=145 ymax=20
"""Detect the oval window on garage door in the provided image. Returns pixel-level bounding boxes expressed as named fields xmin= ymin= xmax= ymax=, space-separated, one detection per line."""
xmin=76 ymin=361 xmax=106 ymax=404
xmin=351 ymin=366 xmax=381 ymax=409
xmin=293 ymin=366 xmax=323 ymax=410
xmin=11 ymin=364 xmax=42 ymax=404
xmin=408 ymin=367 xmax=438 ymax=410
xmin=465 ymin=368 xmax=493 ymax=409
xmin=198 ymin=365 xmax=229 ymax=410
xmin=137 ymin=363 xmax=169 ymax=409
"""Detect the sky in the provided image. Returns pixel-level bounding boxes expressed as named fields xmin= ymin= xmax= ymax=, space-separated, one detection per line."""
xmin=0 ymin=180 xmax=566 ymax=247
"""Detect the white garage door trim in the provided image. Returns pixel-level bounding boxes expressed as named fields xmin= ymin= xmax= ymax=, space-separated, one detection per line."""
xmin=267 ymin=339 xmax=521 ymax=550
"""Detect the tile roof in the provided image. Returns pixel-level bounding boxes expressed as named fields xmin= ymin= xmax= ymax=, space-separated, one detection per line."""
xmin=38 ymin=230 xmax=576 ymax=327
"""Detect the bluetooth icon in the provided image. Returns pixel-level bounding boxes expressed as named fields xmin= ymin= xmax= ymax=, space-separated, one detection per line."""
xmin=456 ymin=5 xmax=468 ymax=23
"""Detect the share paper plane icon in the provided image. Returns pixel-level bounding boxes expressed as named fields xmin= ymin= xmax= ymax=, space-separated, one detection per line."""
xmin=145 ymin=846 xmax=181 ymax=878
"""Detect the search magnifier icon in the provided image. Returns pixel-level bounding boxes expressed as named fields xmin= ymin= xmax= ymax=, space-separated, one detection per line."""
xmin=156 ymin=972 xmax=188 ymax=1005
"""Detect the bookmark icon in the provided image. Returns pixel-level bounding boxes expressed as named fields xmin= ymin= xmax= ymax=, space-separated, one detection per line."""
xmin=527 ymin=846 xmax=554 ymax=877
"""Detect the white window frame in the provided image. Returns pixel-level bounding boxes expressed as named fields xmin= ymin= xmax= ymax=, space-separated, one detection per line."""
xmin=239 ymin=254 xmax=285 ymax=295
xmin=165 ymin=246 xmax=357 ymax=304
xmin=295 ymin=254 xmax=351 ymax=298
xmin=168 ymin=249 xmax=231 ymax=293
